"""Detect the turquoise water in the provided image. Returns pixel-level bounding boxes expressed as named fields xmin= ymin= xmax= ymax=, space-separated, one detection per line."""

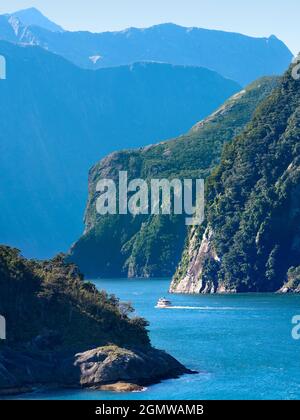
xmin=19 ymin=278 xmax=300 ymax=400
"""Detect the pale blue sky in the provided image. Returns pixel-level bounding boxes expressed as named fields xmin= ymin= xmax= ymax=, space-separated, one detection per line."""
xmin=0 ymin=0 xmax=298 ymax=54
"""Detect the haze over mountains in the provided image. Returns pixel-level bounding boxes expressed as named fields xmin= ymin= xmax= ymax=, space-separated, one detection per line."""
xmin=0 ymin=40 xmax=239 ymax=258
xmin=0 ymin=8 xmax=294 ymax=260
xmin=7 ymin=7 xmax=64 ymax=33
xmin=0 ymin=8 xmax=293 ymax=85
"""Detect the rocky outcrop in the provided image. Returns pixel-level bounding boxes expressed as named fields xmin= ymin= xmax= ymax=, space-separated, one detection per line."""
xmin=279 ymin=284 xmax=300 ymax=294
xmin=96 ymin=383 xmax=144 ymax=392
xmin=75 ymin=346 xmax=192 ymax=388
xmin=278 ymin=266 xmax=300 ymax=294
xmin=170 ymin=227 xmax=236 ymax=294
xmin=0 ymin=344 xmax=192 ymax=396
xmin=170 ymin=227 xmax=215 ymax=294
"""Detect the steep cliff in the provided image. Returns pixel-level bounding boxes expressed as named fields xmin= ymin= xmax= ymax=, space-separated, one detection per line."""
xmin=68 ymin=78 xmax=278 ymax=278
xmin=171 ymin=65 xmax=300 ymax=294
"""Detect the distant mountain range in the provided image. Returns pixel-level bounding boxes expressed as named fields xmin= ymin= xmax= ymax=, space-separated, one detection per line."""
xmin=0 ymin=40 xmax=239 ymax=258
xmin=7 ymin=7 xmax=64 ymax=33
xmin=0 ymin=8 xmax=293 ymax=85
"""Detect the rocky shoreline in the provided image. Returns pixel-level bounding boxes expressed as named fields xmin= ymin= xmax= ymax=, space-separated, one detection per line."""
xmin=0 ymin=344 xmax=194 ymax=397
xmin=0 ymin=247 xmax=195 ymax=398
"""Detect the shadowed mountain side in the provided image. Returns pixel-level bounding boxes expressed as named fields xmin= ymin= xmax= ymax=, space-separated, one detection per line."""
xmin=0 ymin=41 xmax=240 ymax=258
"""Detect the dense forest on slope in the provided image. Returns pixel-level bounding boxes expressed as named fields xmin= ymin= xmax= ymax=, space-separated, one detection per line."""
xmin=0 ymin=246 xmax=190 ymax=394
xmin=172 ymin=66 xmax=300 ymax=293
xmin=68 ymin=78 xmax=278 ymax=278
xmin=0 ymin=245 xmax=149 ymax=348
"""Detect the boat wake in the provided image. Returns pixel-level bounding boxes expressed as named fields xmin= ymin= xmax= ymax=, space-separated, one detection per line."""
xmin=161 ymin=306 xmax=238 ymax=310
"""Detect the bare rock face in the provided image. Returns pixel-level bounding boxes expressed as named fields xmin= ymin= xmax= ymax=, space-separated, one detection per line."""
xmin=170 ymin=227 xmax=219 ymax=294
xmin=278 ymin=266 xmax=300 ymax=294
xmin=170 ymin=226 xmax=237 ymax=294
xmin=0 ymin=344 xmax=193 ymax=396
xmin=278 ymin=284 xmax=300 ymax=294
xmin=74 ymin=345 xmax=192 ymax=388
xmin=96 ymin=383 xmax=145 ymax=392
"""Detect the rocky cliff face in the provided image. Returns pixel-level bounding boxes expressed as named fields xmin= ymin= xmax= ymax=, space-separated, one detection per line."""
xmin=68 ymin=78 xmax=278 ymax=278
xmin=170 ymin=227 xmax=220 ymax=294
xmin=172 ymin=65 xmax=300 ymax=294
xmin=170 ymin=227 xmax=238 ymax=294
xmin=279 ymin=266 xmax=300 ymax=293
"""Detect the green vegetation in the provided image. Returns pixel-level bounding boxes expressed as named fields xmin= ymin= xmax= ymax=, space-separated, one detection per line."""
xmin=68 ymin=77 xmax=279 ymax=278
xmin=0 ymin=246 xmax=149 ymax=348
xmin=176 ymin=66 xmax=300 ymax=293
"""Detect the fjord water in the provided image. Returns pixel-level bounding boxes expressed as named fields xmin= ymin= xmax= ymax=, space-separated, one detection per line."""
xmin=26 ymin=278 xmax=300 ymax=400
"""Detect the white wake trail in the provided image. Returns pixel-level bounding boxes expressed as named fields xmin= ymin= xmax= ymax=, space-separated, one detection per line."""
xmin=157 ymin=306 xmax=237 ymax=310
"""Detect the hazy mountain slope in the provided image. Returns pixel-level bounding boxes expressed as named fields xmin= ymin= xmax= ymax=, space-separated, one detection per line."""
xmin=0 ymin=15 xmax=17 ymax=42
xmin=0 ymin=40 xmax=240 ymax=259
xmin=0 ymin=11 xmax=293 ymax=85
xmin=67 ymin=77 xmax=278 ymax=278
xmin=9 ymin=7 xmax=64 ymax=32
xmin=171 ymin=65 xmax=300 ymax=294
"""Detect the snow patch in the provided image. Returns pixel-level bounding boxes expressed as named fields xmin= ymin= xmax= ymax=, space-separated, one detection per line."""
xmin=89 ymin=55 xmax=102 ymax=64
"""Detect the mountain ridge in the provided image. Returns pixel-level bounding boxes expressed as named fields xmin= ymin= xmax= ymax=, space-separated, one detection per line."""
xmin=7 ymin=7 xmax=64 ymax=33
xmin=0 ymin=9 xmax=293 ymax=85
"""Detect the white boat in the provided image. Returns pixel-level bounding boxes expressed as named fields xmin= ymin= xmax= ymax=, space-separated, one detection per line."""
xmin=155 ymin=297 xmax=172 ymax=309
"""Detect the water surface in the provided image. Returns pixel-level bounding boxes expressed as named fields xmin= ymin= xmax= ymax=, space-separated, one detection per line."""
xmin=18 ymin=278 xmax=300 ymax=400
